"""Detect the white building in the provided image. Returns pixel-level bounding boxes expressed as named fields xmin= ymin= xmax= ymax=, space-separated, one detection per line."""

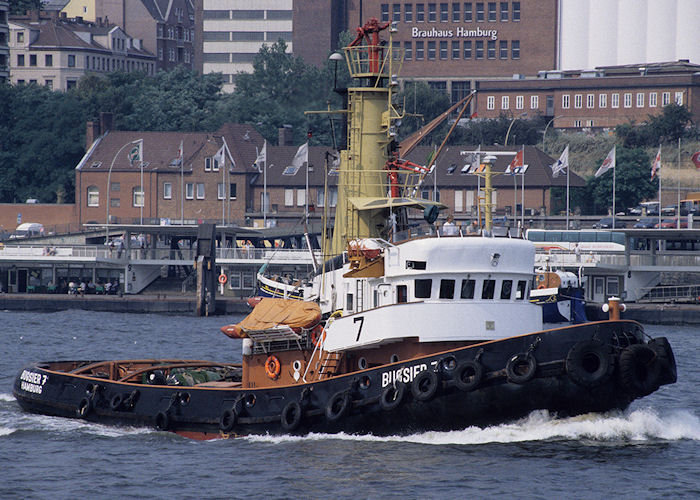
xmin=0 ymin=0 xmax=9 ymax=83
xmin=559 ymin=0 xmax=700 ymax=70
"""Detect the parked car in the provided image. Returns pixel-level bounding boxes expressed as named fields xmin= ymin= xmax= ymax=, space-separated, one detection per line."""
xmin=593 ymin=217 xmax=627 ymax=229
xmin=662 ymin=205 xmax=677 ymax=216
xmin=9 ymin=222 xmax=44 ymax=239
xmin=655 ymin=218 xmax=688 ymax=229
xmin=633 ymin=217 xmax=659 ymax=228
xmin=629 ymin=201 xmax=660 ymax=216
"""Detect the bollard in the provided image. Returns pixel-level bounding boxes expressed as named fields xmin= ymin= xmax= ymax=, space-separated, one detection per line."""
xmin=602 ymin=296 xmax=626 ymax=320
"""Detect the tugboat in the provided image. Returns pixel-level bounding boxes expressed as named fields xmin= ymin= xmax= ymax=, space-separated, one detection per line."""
xmin=13 ymin=19 xmax=676 ymax=439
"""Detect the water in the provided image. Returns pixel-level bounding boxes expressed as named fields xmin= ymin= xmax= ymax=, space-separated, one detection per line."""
xmin=2 ymin=310 xmax=699 ymax=499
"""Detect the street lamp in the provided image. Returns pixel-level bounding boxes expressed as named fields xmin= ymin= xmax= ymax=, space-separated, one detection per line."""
xmin=106 ymin=139 xmax=142 ymax=245
xmin=541 ymin=115 xmax=561 ymax=153
xmin=505 ymin=112 xmax=527 ymax=146
xmin=329 ymin=52 xmax=344 ymax=91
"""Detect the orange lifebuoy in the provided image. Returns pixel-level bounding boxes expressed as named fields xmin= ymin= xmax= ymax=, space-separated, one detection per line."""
xmin=218 ymin=274 xmax=227 ymax=285
xmin=538 ymin=284 xmax=545 ymax=289
xmin=265 ymin=355 xmax=281 ymax=380
xmin=310 ymin=325 xmax=326 ymax=346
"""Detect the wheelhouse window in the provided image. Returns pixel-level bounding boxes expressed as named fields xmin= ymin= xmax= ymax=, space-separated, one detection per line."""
xmin=482 ymin=279 xmax=495 ymax=299
xmin=439 ymin=279 xmax=455 ymax=299
xmin=415 ymin=279 xmax=432 ymax=299
xmin=515 ymin=280 xmax=527 ymax=300
xmin=500 ymin=280 xmax=512 ymax=299
xmin=460 ymin=279 xmax=475 ymax=299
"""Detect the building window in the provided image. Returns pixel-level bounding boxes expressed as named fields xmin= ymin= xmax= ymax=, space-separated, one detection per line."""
xmin=284 ymin=188 xmax=294 ymax=206
xmin=196 ymin=183 xmax=205 ymax=199
xmin=110 ymin=198 xmax=120 ymax=207
xmin=392 ymin=3 xmax=401 ymax=21
xmin=476 ymin=2 xmax=484 ymax=21
xmin=512 ymin=1 xmax=520 ymax=21
xmin=587 ymin=94 xmax=595 ymax=108
xmin=501 ymin=96 xmax=509 ymax=109
xmin=675 ymin=92 xmax=684 ymax=105
xmin=636 ymin=93 xmax=644 ymax=107
xmin=454 ymin=190 xmax=463 ymax=211
xmin=464 ymin=2 xmax=472 ymax=21
xmin=574 ymin=94 xmax=582 ymax=109
xmin=487 ymin=40 xmax=495 ymax=59
xmin=296 ymin=188 xmax=306 ymax=206
xmin=463 ymin=40 xmax=472 ymax=58
xmin=405 ymin=3 xmax=413 ymax=21
xmin=662 ymin=92 xmax=670 ymax=106
xmin=228 ymin=272 xmax=241 ymax=289
xmin=205 ymin=157 xmax=211 ymax=171
xmin=452 ymin=2 xmax=460 ymax=21
xmin=515 ymin=95 xmax=523 ymax=110
xmin=428 ymin=3 xmax=437 ymax=22
xmin=133 ymin=186 xmax=144 ymax=207
xmin=440 ymin=2 xmax=448 ymax=21
xmin=87 ymin=186 xmax=99 ymax=207
xmin=611 ymin=93 xmax=619 ymax=108
xmin=475 ymin=40 xmax=484 ymax=59
xmin=45 ymin=79 xmax=53 ymax=90
xmin=623 ymin=93 xmax=632 ymax=108
xmin=487 ymin=96 xmax=495 ymax=110
xmin=415 ymin=41 xmax=424 ymax=60
xmin=380 ymin=4 xmax=389 ymax=21
xmin=562 ymin=94 xmax=570 ymax=109
xmin=530 ymin=95 xmax=538 ymax=109
xmin=404 ymin=41 xmax=413 ymax=60
xmin=17 ymin=54 xmax=24 ymax=66
xmin=574 ymin=120 xmax=582 ymax=128
xmin=28 ymin=54 xmax=36 ymax=66
xmin=163 ymin=182 xmax=172 ymax=199
xmin=451 ymin=40 xmax=460 ymax=59
xmin=649 ymin=92 xmax=657 ymax=107
xmin=230 ymin=183 xmax=237 ymax=199
xmin=500 ymin=1 xmax=508 ymax=21
xmin=599 ymin=93 xmax=607 ymax=108
xmin=68 ymin=54 xmax=75 ymax=67
xmin=66 ymin=80 xmax=77 ymax=90
xmin=428 ymin=41 xmax=436 ymax=60
xmin=217 ymin=183 xmax=225 ymax=200
xmin=499 ymin=40 xmax=507 ymax=59
xmin=212 ymin=156 xmax=220 ymax=171
xmin=439 ymin=41 xmax=447 ymax=59
xmin=17 ymin=31 xmax=24 ymax=43
xmin=487 ymin=2 xmax=496 ymax=21
xmin=416 ymin=3 xmax=425 ymax=21
xmin=511 ymin=40 xmax=520 ymax=59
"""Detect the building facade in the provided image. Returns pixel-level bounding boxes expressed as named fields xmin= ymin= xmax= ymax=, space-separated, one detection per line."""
xmin=9 ymin=11 xmax=155 ymax=90
xmin=474 ymin=61 xmax=700 ymax=129
xmin=0 ymin=0 xmax=8 ymax=83
xmin=59 ymin=0 xmax=196 ymax=72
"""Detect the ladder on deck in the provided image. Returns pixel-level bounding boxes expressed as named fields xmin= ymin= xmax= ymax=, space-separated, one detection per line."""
xmin=317 ymin=351 xmax=343 ymax=380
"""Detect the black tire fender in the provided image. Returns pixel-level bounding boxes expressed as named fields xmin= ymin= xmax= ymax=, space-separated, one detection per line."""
xmin=618 ymin=344 xmax=662 ymax=397
xmin=565 ymin=340 xmax=614 ymax=388
xmin=110 ymin=393 xmax=124 ymax=411
xmin=325 ymin=391 xmax=351 ymax=422
xmin=380 ymin=382 xmax=406 ymax=411
xmin=506 ymin=353 xmax=537 ymax=384
xmin=411 ymin=370 xmax=439 ymax=402
xmin=219 ymin=408 xmax=237 ymax=432
xmin=155 ymin=411 xmax=170 ymax=431
xmin=454 ymin=360 xmax=484 ymax=392
xmin=649 ymin=337 xmax=677 ymax=385
xmin=280 ymin=401 xmax=302 ymax=431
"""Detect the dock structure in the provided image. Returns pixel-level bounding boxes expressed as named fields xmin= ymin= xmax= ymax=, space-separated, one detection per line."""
xmin=0 ymin=223 xmax=320 ymax=297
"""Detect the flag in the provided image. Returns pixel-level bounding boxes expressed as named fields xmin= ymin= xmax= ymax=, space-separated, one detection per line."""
xmin=550 ymin=145 xmax=569 ymax=179
xmin=213 ymin=144 xmax=225 ymax=169
xmin=692 ymin=150 xmax=700 ymax=170
xmin=595 ymin=145 xmax=616 ymax=178
xmin=650 ymin=146 xmax=661 ymax=181
xmin=176 ymin=140 xmax=183 ymax=165
xmin=291 ymin=142 xmax=308 ymax=170
xmin=254 ymin=140 xmax=267 ymax=171
xmin=506 ymin=147 xmax=524 ymax=175
xmin=128 ymin=139 xmax=143 ymax=166
xmin=470 ymin=112 xmax=478 ymax=119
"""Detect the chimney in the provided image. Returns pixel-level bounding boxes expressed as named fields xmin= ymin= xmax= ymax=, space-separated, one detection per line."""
xmin=99 ymin=112 xmax=114 ymax=133
xmin=278 ymin=125 xmax=293 ymax=146
xmin=86 ymin=121 xmax=100 ymax=151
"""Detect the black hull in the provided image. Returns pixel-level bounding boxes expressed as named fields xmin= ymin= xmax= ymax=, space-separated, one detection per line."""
xmin=13 ymin=321 xmax=676 ymax=438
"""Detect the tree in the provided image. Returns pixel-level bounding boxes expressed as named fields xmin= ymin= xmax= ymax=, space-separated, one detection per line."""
xmin=615 ymin=103 xmax=695 ymax=147
xmin=9 ymin=0 xmax=41 ymax=15
xmin=587 ymin=147 xmax=656 ymax=214
xmin=396 ymin=81 xmax=451 ymax=143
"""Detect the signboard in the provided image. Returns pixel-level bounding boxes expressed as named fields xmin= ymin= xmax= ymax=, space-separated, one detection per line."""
xmin=17 ymin=213 xmax=21 ymax=224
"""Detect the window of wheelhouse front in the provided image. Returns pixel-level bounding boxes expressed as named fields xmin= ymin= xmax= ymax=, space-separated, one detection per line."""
xmin=482 ymin=279 xmax=495 ymax=299
xmin=515 ymin=280 xmax=527 ymax=299
xmin=439 ymin=279 xmax=455 ymax=299
xmin=500 ymin=279 xmax=512 ymax=299
xmin=415 ymin=279 xmax=432 ymax=298
xmin=460 ymin=279 xmax=475 ymax=299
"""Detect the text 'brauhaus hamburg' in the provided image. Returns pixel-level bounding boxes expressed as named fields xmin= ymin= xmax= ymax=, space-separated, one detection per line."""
xmin=412 ymin=26 xmax=499 ymax=39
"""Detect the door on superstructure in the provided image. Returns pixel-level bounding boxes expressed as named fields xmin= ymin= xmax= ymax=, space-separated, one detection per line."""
xmin=592 ymin=276 xmax=605 ymax=303
xmin=17 ymin=269 xmax=28 ymax=293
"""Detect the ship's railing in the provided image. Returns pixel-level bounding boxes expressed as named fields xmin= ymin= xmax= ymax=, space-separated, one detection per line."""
xmin=344 ymin=44 xmax=404 ymax=80
xmin=636 ymin=284 xmax=700 ymax=303
xmin=536 ymin=249 xmax=700 ymax=268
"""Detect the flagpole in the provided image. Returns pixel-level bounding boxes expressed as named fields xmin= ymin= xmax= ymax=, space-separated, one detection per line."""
xmin=221 ymin=145 xmax=225 ymax=226
xmin=566 ymin=160 xmax=570 ymax=230
xmin=263 ymin=151 xmax=267 ymax=227
xmin=677 ymin=137 xmax=681 ymax=228
xmin=612 ymin=145 xmax=616 ymax=230
xmin=305 ymin=142 xmax=309 ymax=225
xmin=180 ymin=140 xmax=184 ymax=224
xmin=140 ymin=160 xmax=144 ymax=225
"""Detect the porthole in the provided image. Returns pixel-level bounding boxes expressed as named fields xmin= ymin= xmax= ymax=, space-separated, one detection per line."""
xmin=358 ymin=357 xmax=368 ymax=370
xmin=292 ymin=360 xmax=302 ymax=372
xmin=390 ymin=354 xmax=400 ymax=363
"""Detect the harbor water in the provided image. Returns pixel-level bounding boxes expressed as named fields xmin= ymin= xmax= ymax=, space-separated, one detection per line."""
xmin=1 ymin=310 xmax=699 ymax=499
